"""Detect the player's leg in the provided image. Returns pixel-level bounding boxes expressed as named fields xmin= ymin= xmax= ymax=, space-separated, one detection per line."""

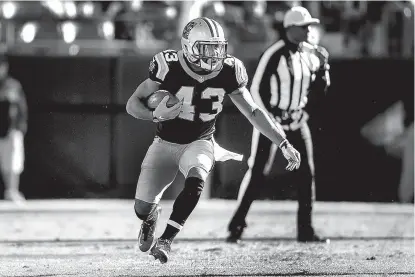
xmin=135 ymin=138 xmax=179 ymax=252
xmin=292 ymin=123 xmax=325 ymax=242
xmin=227 ymin=128 xmax=274 ymax=242
xmin=150 ymin=139 xmax=214 ymax=263
xmin=2 ymin=130 xmax=25 ymax=203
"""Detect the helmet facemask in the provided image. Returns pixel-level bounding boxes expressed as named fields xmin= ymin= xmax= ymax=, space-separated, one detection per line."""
xmin=185 ymin=40 xmax=228 ymax=72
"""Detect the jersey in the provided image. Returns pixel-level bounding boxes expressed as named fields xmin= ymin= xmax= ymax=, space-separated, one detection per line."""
xmin=148 ymin=49 xmax=248 ymax=144
xmin=251 ymin=39 xmax=329 ymax=131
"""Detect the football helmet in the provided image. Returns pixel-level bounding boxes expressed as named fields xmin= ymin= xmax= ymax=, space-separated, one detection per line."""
xmin=181 ymin=17 xmax=228 ymax=72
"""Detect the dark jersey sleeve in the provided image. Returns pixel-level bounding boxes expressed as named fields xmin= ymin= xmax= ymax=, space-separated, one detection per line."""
xmin=148 ymin=50 xmax=179 ymax=83
xmin=223 ymin=56 xmax=249 ymax=94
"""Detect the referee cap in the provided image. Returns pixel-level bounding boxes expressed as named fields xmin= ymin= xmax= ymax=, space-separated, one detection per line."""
xmin=283 ymin=6 xmax=320 ymax=28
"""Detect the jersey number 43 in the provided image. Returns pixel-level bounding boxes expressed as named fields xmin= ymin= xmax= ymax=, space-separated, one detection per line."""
xmin=176 ymin=86 xmax=225 ymax=122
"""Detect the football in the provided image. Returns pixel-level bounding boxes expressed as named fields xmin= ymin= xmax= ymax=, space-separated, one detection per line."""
xmin=146 ymin=90 xmax=180 ymax=111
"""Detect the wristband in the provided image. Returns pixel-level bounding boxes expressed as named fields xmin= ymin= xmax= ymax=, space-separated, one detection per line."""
xmin=278 ymin=139 xmax=289 ymax=149
xmin=152 ymin=112 xmax=160 ymax=123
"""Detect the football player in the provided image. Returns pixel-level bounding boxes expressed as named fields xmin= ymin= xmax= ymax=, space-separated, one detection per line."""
xmin=126 ymin=17 xmax=301 ymax=264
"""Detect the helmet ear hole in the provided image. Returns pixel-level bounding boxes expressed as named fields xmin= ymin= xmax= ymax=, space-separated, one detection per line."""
xmin=182 ymin=43 xmax=199 ymax=65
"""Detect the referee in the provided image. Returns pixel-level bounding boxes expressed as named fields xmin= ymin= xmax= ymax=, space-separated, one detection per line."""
xmin=227 ymin=6 xmax=330 ymax=243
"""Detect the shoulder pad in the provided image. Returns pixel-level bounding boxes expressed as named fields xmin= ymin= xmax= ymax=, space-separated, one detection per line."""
xmin=149 ymin=50 xmax=179 ymax=83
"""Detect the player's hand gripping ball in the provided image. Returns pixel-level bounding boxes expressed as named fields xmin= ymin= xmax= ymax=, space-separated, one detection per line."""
xmin=147 ymin=90 xmax=180 ymax=111
xmin=148 ymin=90 xmax=182 ymax=122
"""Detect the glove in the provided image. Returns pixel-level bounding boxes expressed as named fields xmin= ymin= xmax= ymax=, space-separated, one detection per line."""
xmin=278 ymin=139 xmax=301 ymax=171
xmin=153 ymin=96 xmax=182 ymax=122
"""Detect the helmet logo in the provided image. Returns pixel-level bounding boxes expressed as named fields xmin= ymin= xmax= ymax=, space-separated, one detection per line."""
xmin=183 ymin=22 xmax=197 ymax=39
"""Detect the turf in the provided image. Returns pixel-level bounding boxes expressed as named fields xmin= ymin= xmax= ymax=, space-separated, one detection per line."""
xmin=0 ymin=199 xmax=413 ymax=277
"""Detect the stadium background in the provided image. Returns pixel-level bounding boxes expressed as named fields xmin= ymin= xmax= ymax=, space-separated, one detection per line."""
xmin=0 ymin=0 xmax=413 ymax=202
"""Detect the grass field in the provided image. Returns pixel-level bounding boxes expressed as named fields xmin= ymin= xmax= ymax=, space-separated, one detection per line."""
xmin=0 ymin=199 xmax=413 ymax=277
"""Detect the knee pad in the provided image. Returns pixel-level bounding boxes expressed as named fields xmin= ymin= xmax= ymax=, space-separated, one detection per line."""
xmin=134 ymin=199 xmax=157 ymax=220
xmin=183 ymin=177 xmax=205 ymax=197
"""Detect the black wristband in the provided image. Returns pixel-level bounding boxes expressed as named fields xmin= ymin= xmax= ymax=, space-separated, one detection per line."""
xmin=152 ymin=112 xmax=160 ymax=123
xmin=279 ymin=139 xmax=289 ymax=149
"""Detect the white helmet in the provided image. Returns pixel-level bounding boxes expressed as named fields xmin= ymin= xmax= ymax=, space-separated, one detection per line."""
xmin=181 ymin=17 xmax=228 ymax=72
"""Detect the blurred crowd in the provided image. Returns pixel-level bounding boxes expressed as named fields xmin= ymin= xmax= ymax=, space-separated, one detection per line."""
xmin=0 ymin=0 xmax=413 ymax=58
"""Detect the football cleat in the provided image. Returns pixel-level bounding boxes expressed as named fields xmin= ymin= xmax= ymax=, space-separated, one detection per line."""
xmin=149 ymin=238 xmax=172 ymax=264
xmin=226 ymin=220 xmax=247 ymax=243
xmin=138 ymin=206 xmax=161 ymax=252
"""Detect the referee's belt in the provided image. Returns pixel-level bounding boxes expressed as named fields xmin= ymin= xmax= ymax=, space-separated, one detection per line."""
xmin=272 ymin=108 xmax=304 ymax=120
xmin=272 ymin=109 xmax=309 ymax=131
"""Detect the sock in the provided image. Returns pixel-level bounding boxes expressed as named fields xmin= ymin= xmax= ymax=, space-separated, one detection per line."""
xmin=160 ymin=220 xmax=182 ymax=241
xmin=160 ymin=177 xmax=204 ymax=241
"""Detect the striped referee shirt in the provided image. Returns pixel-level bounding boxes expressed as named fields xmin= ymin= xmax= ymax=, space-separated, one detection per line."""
xmin=250 ymin=39 xmax=328 ymax=130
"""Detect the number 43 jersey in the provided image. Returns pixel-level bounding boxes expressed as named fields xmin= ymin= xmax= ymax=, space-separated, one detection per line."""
xmin=148 ymin=49 xmax=249 ymax=144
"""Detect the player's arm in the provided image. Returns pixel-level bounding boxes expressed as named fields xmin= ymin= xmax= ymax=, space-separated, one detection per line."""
xmin=126 ymin=51 xmax=181 ymax=122
xmin=126 ymin=78 xmax=161 ymax=121
xmin=229 ymin=86 xmax=286 ymax=146
xmin=229 ymin=86 xmax=300 ymax=170
xmin=227 ymin=57 xmax=286 ymax=145
xmin=226 ymin=57 xmax=300 ymax=170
